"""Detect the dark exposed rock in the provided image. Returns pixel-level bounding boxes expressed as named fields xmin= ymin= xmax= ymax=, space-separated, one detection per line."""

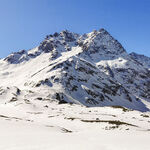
xmin=4 ymin=50 xmax=28 ymax=64
xmin=39 ymin=41 xmax=54 ymax=53
xmin=60 ymin=30 xmax=76 ymax=42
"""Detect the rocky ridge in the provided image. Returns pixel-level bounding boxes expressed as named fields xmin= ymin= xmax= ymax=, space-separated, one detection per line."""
xmin=0 ymin=28 xmax=150 ymax=112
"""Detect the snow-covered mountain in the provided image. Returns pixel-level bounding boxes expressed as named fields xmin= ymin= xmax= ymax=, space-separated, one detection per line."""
xmin=0 ymin=28 xmax=150 ymax=112
xmin=130 ymin=52 xmax=150 ymax=69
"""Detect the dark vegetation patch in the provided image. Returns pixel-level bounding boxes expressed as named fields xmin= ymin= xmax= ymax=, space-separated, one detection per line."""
xmin=36 ymin=97 xmax=43 ymax=100
xmin=46 ymin=125 xmax=72 ymax=133
xmin=58 ymin=100 xmax=68 ymax=104
xmin=0 ymin=115 xmax=22 ymax=120
xmin=64 ymin=117 xmax=80 ymax=121
xmin=61 ymin=128 xmax=73 ymax=133
xmin=105 ymin=125 xmax=119 ymax=130
xmin=9 ymin=97 xmax=17 ymax=102
xmin=24 ymin=99 xmax=31 ymax=104
xmin=111 ymin=105 xmax=131 ymax=112
xmin=27 ymin=112 xmax=43 ymax=115
xmin=0 ymin=115 xmax=9 ymax=118
xmin=141 ymin=114 xmax=149 ymax=118
xmin=81 ymin=119 xmax=138 ymax=127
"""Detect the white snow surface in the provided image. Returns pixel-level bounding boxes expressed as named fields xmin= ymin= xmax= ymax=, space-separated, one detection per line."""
xmin=0 ymin=101 xmax=150 ymax=150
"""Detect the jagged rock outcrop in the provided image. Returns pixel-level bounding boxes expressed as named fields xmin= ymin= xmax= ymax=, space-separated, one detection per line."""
xmin=4 ymin=50 xmax=29 ymax=64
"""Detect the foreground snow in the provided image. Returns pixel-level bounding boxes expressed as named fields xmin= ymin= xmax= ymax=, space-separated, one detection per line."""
xmin=0 ymin=101 xmax=150 ymax=150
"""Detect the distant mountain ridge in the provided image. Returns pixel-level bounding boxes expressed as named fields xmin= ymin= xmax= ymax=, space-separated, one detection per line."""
xmin=0 ymin=28 xmax=150 ymax=112
xmin=130 ymin=52 xmax=150 ymax=69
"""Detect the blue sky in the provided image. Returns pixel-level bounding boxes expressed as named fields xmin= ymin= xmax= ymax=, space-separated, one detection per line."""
xmin=0 ymin=0 xmax=150 ymax=58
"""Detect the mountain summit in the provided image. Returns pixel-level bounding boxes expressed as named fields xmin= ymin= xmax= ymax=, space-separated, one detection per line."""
xmin=0 ymin=28 xmax=150 ymax=112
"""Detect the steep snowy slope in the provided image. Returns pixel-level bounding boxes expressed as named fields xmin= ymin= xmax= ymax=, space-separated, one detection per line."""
xmin=0 ymin=29 xmax=150 ymax=111
xmin=130 ymin=52 xmax=150 ymax=69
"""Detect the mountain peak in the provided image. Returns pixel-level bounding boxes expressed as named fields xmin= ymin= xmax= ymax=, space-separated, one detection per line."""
xmin=0 ymin=28 xmax=150 ymax=111
xmin=99 ymin=28 xmax=109 ymax=34
xmin=59 ymin=30 xmax=78 ymax=42
xmin=77 ymin=28 xmax=126 ymax=62
xmin=3 ymin=28 xmax=127 ymax=64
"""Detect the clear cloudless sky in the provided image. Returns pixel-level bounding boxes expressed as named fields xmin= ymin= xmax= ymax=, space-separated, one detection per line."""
xmin=0 ymin=0 xmax=150 ymax=58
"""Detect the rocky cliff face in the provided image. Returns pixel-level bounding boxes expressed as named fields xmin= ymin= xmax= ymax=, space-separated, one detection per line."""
xmin=0 ymin=29 xmax=149 ymax=111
